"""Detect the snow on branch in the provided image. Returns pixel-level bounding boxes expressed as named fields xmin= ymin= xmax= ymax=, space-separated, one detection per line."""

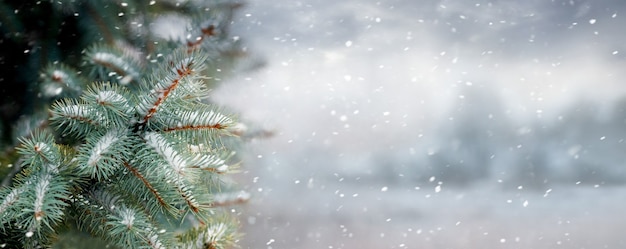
xmin=107 ymin=205 xmax=165 ymax=249
xmin=136 ymin=51 xmax=207 ymax=125
xmin=33 ymin=173 xmax=53 ymax=224
xmin=77 ymin=128 xmax=130 ymax=180
xmin=0 ymin=186 xmax=25 ymax=220
xmin=144 ymin=132 xmax=187 ymax=175
xmin=17 ymin=132 xmax=60 ymax=170
xmin=186 ymin=153 xmax=228 ymax=173
xmin=87 ymin=45 xmax=142 ymax=85
xmin=209 ymin=190 xmax=250 ymax=208
xmin=50 ymin=99 xmax=104 ymax=137
xmin=176 ymin=215 xmax=240 ymax=249
xmin=19 ymin=170 xmax=70 ymax=242
xmin=83 ymin=83 xmax=130 ymax=109
xmin=40 ymin=64 xmax=85 ymax=99
xmin=82 ymin=82 xmax=132 ymax=128
xmin=121 ymin=160 xmax=177 ymax=216
xmin=161 ymin=108 xmax=233 ymax=134
xmin=143 ymin=132 xmax=203 ymax=213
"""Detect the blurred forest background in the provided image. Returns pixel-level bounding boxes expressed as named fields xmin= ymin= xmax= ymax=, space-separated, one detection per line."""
xmin=216 ymin=0 xmax=626 ymax=248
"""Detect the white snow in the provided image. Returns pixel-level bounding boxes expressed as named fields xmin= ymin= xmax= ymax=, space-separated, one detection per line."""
xmin=148 ymin=234 xmax=164 ymax=249
xmin=216 ymin=165 xmax=229 ymax=173
xmin=43 ymin=84 xmax=63 ymax=97
xmin=59 ymin=105 xmax=105 ymax=123
xmin=144 ymin=132 xmax=186 ymax=174
xmin=168 ymin=110 xmax=232 ymax=128
xmin=119 ymin=207 xmax=135 ymax=228
xmin=33 ymin=173 xmax=52 ymax=222
xmin=92 ymin=52 xmax=127 ymax=70
xmin=96 ymin=90 xmax=126 ymax=105
xmin=206 ymin=223 xmax=227 ymax=242
xmin=87 ymin=130 xmax=121 ymax=166
xmin=0 ymin=187 xmax=25 ymax=214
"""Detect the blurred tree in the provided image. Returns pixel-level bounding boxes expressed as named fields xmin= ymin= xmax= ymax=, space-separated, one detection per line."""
xmin=500 ymin=99 xmax=626 ymax=189
xmin=424 ymin=86 xmax=511 ymax=186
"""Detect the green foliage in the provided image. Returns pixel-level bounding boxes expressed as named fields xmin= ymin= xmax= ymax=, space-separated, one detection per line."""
xmin=0 ymin=0 xmax=245 ymax=146
xmin=0 ymin=0 xmax=250 ymax=248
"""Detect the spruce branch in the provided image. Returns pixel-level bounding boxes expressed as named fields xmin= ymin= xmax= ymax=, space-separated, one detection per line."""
xmin=3 ymin=47 xmax=246 ymax=247
xmin=138 ymin=133 xmax=204 ymax=215
xmin=136 ymin=50 xmax=207 ymax=127
xmin=75 ymin=128 xmax=131 ymax=180
xmin=39 ymin=64 xmax=86 ymax=99
xmin=1 ymin=131 xmax=73 ymax=246
xmin=72 ymin=187 xmax=121 ymax=238
xmin=106 ymin=205 xmax=165 ymax=249
xmin=50 ymin=99 xmax=104 ymax=138
xmin=81 ymin=82 xmax=133 ymax=128
xmin=158 ymin=105 xmax=236 ymax=145
xmin=1 ymin=1 xmax=251 ymax=247
xmin=0 ymin=186 xmax=26 ymax=228
xmin=175 ymin=216 xmax=240 ymax=249
xmin=16 ymin=132 xmax=60 ymax=169
xmin=17 ymin=170 xmax=70 ymax=241
xmin=119 ymin=159 xmax=180 ymax=218
xmin=87 ymin=45 xmax=143 ymax=86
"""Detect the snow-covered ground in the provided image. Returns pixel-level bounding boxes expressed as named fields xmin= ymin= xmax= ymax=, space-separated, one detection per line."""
xmin=238 ymin=179 xmax=626 ymax=248
xmin=213 ymin=1 xmax=626 ymax=248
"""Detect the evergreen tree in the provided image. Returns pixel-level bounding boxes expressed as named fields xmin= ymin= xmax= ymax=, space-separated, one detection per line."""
xmin=0 ymin=0 xmax=249 ymax=248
